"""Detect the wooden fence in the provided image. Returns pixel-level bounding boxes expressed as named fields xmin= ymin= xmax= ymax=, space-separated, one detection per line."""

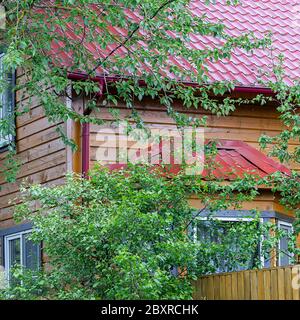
xmin=193 ymin=265 xmax=300 ymax=300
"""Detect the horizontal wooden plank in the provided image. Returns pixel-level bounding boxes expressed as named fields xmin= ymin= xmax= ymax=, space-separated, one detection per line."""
xmin=0 ymin=177 xmax=66 ymax=223
xmin=17 ymin=117 xmax=62 ymax=140
xmin=16 ymin=94 xmax=42 ymax=112
xmin=90 ymin=109 xmax=285 ymax=132
xmin=16 ymin=105 xmax=46 ymax=128
xmin=93 ymin=99 xmax=280 ymax=120
xmin=0 ymin=164 xmax=67 ymax=209
xmin=90 ymin=127 xmax=298 ymax=146
xmin=17 ymin=127 xmax=62 ymax=153
xmin=17 ymin=138 xmax=65 ymax=164
xmin=0 ymin=149 xmax=66 ymax=188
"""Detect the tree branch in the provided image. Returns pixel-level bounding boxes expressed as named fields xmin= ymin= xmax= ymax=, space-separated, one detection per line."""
xmin=89 ymin=0 xmax=177 ymax=74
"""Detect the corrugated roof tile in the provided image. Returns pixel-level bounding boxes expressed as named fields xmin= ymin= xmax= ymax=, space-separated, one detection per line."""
xmin=53 ymin=0 xmax=300 ymax=87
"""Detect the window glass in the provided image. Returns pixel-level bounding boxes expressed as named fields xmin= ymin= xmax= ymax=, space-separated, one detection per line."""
xmin=23 ymin=233 xmax=40 ymax=271
xmin=278 ymin=223 xmax=292 ymax=266
xmin=8 ymin=237 xmax=21 ymax=286
xmin=8 ymin=237 xmax=21 ymax=269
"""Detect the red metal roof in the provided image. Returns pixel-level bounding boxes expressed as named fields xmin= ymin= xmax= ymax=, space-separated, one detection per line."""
xmin=52 ymin=0 xmax=300 ymax=88
xmin=190 ymin=0 xmax=300 ymax=86
xmin=108 ymin=139 xmax=290 ymax=180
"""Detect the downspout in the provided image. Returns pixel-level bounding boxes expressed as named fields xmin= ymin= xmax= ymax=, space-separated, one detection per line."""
xmin=81 ymin=121 xmax=90 ymax=177
xmin=67 ymin=73 xmax=105 ymax=177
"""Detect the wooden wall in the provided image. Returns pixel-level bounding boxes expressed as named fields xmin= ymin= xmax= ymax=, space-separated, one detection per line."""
xmin=0 ymin=69 xmax=68 ymax=230
xmin=89 ymin=98 xmax=299 ymax=170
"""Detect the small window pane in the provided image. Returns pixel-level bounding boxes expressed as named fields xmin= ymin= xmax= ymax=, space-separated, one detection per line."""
xmin=23 ymin=234 xmax=40 ymax=271
xmin=9 ymin=238 xmax=21 ymax=268
xmin=8 ymin=237 xmax=21 ymax=286
xmin=279 ymin=224 xmax=292 ymax=266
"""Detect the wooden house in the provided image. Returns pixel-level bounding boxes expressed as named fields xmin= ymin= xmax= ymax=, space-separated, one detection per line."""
xmin=0 ymin=0 xmax=299 ymax=277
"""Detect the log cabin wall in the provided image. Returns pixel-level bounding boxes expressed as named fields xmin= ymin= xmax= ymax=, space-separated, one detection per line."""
xmin=0 ymin=69 xmax=68 ymax=232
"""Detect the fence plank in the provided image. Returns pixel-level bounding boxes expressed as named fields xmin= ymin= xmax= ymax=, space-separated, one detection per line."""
xmin=231 ymin=272 xmax=238 ymax=300
xmin=201 ymin=277 xmax=207 ymax=300
xmin=284 ymin=267 xmax=292 ymax=300
xmin=220 ymin=275 xmax=226 ymax=299
xmin=213 ymin=275 xmax=220 ymax=300
xmin=237 ymin=271 xmax=245 ymax=300
xmin=250 ymin=271 xmax=258 ymax=300
xmin=207 ymin=276 xmax=214 ymax=300
xmin=278 ymin=268 xmax=285 ymax=300
xmin=225 ymin=274 xmax=232 ymax=300
xmin=244 ymin=271 xmax=251 ymax=300
xmin=270 ymin=269 xmax=278 ymax=300
xmin=257 ymin=270 xmax=264 ymax=300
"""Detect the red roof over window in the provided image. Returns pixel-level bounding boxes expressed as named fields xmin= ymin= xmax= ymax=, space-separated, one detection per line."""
xmin=202 ymin=139 xmax=290 ymax=180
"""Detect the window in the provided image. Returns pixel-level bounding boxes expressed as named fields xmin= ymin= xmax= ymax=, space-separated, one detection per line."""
xmin=4 ymin=230 xmax=41 ymax=282
xmin=194 ymin=217 xmax=262 ymax=274
xmin=0 ymin=52 xmax=14 ymax=149
xmin=278 ymin=221 xmax=293 ymax=267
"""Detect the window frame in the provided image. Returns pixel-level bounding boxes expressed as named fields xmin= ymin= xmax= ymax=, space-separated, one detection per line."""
xmin=0 ymin=51 xmax=16 ymax=152
xmin=3 ymin=228 xmax=41 ymax=282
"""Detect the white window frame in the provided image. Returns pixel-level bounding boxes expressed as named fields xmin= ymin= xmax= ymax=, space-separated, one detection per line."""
xmin=193 ymin=216 xmax=265 ymax=267
xmin=4 ymin=229 xmax=32 ymax=281
xmin=277 ymin=220 xmax=293 ymax=267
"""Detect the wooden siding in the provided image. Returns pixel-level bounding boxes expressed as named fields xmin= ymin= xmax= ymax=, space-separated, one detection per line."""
xmin=193 ymin=265 xmax=300 ymax=300
xmin=0 ymin=70 xmax=68 ymax=230
xmin=89 ymin=99 xmax=299 ymax=171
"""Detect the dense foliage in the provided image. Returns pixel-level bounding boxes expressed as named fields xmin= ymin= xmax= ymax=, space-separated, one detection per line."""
xmin=1 ymin=164 xmax=294 ymax=300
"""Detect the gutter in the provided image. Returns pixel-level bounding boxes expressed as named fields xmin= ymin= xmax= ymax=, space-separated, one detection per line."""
xmin=67 ymin=72 xmax=275 ymax=95
xmin=67 ymin=72 xmax=275 ymax=176
xmin=232 ymin=86 xmax=274 ymax=95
